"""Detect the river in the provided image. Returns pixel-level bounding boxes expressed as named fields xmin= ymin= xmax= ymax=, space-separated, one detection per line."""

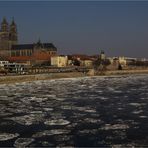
xmin=0 ymin=74 xmax=148 ymax=147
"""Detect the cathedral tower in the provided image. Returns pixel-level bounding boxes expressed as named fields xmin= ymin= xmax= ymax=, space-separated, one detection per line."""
xmin=9 ymin=18 xmax=18 ymax=46
xmin=0 ymin=17 xmax=10 ymax=50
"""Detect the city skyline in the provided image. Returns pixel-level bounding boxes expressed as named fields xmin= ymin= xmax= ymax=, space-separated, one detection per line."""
xmin=0 ymin=1 xmax=148 ymax=58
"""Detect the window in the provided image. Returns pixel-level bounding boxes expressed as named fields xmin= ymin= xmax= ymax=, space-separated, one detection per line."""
xmin=11 ymin=51 xmax=16 ymax=56
xmin=16 ymin=51 xmax=20 ymax=56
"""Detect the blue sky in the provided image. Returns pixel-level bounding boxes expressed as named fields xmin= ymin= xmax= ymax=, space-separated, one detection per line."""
xmin=0 ymin=1 xmax=148 ymax=58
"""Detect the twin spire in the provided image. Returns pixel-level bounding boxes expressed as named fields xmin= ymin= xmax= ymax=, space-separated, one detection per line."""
xmin=1 ymin=17 xmax=17 ymax=32
xmin=2 ymin=17 xmax=8 ymax=25
xmin=0 ymin=17 xmax=18 ymax=43
xmin=1 ymin=17 xmax=16 ymax=25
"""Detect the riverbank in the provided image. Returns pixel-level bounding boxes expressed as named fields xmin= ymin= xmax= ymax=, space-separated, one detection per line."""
xmin=0 ymin=69 xmax=148 ymax=84
xmin=0 ymin=72 xmax=85 ymax=84
xmin=104 ymin=69 xmax=148 ymax=75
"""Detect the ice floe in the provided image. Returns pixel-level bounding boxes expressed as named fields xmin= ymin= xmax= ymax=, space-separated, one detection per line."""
xmin=83 ymin=118 xmax=101 ymax=124
xmin=139 ymin=115 xmax=148 ymax=118
xmin=99 ymin=97 xmax=109 ymax=100
xmin=132 ymin=110 xmax=143 ymax=114
xmin=44 ymin=119 xmax=70 ymax=126
xmin=129 ymin=103 xmax=146 ymax=107
xmin=32 ymin=129 xmax=70 ymax=138
xmin=8 ymin=114 xmax=45 ymax=125
xmin=72 ymin=106 xmax=96 ymax=113
xmin=14 ymin=138 xmax=34 ymax=148
xmin=29 ymin=97 xmax=48 ymax=102
xmin=100 ymin=124 xmax=129 ymax=130
xmin=78 ymin=129 xmax=98 ymax=134
xmin=0 ymin=133 xmax=19 ymax=141
xmin=43 ymin=108 xmax=53 ymax=111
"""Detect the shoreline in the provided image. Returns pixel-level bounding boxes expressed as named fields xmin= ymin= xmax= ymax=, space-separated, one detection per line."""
xmin=0 ymin=69 xmax=148 ymax=84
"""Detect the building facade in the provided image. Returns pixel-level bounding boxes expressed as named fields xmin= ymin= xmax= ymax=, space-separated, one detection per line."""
xmin=0 ymin=17 xmax=17 ymax=57
xmin=51 ymin=56 xmax=68 ymax=67
xmin=10 ymin=41 xmax=57 ymax=65
xmin=0 ymin=17 xmax=57 ymax=65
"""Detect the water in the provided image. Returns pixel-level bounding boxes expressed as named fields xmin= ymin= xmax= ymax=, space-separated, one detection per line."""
xmin=0 ymin=74 xmax=148 ymax=147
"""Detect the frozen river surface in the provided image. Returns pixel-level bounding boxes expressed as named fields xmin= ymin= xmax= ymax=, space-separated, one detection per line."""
xmin=0 ymin=74 xmax=148 ymax=147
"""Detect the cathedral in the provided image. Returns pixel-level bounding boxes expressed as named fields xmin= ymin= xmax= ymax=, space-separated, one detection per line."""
xmin=0 ymin=17 xmax=57 ymax=65
xmin=0 ymin=17 xmax=17 ymax=56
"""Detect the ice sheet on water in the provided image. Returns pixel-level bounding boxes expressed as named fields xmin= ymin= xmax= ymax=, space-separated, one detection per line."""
xmin=43 ymin=108 xmax=53 ymax=111
xmin=96 ymin=90 xmax=103 ymax=93
xmin=140 ymin=97 xmax=148 ymax=100
xmin=0 ymin=96 xmax=9 ymax=100
xmin=106 ymin=130 xmax=127 ymax=140
xmin=39 ymin=141 xmax=54 ymax=147
xmin=30 ymin=111 xmax=43 ymax=114
xmin=78 ymin=129 xmax=98 ymax=134
xmin=44 ymin=119 xmax=70 ymax=126
xmin=129 ymin=103 xmax=146 ymax=107
xmin=14 ymin=138 xmax=34 ymax=148
xmin=107 ymin=87 xmax=115 ymax=91
xmin=55 ymin=97 xmax=66 ymax=101
xmin=0 ymin=133 xmax=19 ymax=141
xmin=85 ymin=109 xmax=96 ymax=113
xmin=139 ymin=115 xmax=148 ymax=118
xmin=72 ymin=106 xmax=96 ymax=113
xmin=29 ymin=97 xmax=48 ymax=102
xmin=0 ymin=112 xmax=13 ymax=117
xmin=110 ymin=89 xmax=123 ymax=93
xmin=50 ymin=112 xmax=65 ymax=119
xmin=132 ymin=110 xmax=143 ymax=114
xmin=111 ymin=143 xmax=135 ymax=148
xmin=0 ymin=74 xmax=148 ymax=146
xmin=8 ymin=113 xmax=45 ymax=125
xmin=32 ymin=129 xmax=70 ymax=138
xmin=44 ymin=94 xmax=57 ymax=98
xmin=55 ymin=134 xmax=73 ymax=142
xmin=100 ymin=123 xmax=129 ymax=130
xmin=72 ymin=113 xmax=86 ymax=119
xmin=83 ymin=118 xmax=101 ymax=124
xmin=99 ymin=97 xmax=109 ymax=100
xmin=117 ymin=107 xmax=124 ymax=110
xmin=60 ymin=105 xmax=73 ymax=110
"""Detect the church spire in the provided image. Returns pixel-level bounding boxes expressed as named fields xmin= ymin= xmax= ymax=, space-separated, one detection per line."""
xmin=1 ymin=17 xmax=8 ymax=32
xmin=9 ymin=17 xmax=18 ymax=44
xmin=11 ymin=17 xmax=16 ymax=26
xmin=2 ymin=17 xmax=8 ymax=24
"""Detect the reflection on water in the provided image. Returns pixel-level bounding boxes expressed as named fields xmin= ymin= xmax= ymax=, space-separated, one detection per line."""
xmin=0 ymin=75 xmax=148 ymax=147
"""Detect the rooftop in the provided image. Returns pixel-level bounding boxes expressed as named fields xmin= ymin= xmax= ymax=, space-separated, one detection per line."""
xmin=11 ymin=43 xmax=57 ymax=51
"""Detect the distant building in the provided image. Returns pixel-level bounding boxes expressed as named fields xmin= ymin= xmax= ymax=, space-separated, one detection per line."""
xmin=51 ymin=55 xmax=68 ymax=67
xmin=118 ymin=57 xmax=126 ymax=66
xmin=9 ymin=40 xmax=57 ymax=65
xmin=0 ymin=17 xmax=57 ymax=65
xmin=81 ymin=59 xmax=93 ymax=67
xmin=67 ymin=54 xmax=94 ymax=67
xmin=99 ymin=50 xmax=105 ymax=60
xmin=0 ymin=17 xmax=17 ymax=57
xmin=0 ymin=55 xmax=9 ymax=67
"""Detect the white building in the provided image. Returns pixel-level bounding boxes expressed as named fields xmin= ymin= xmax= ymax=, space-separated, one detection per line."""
xmin=81 ymin=59 xmax=93 ymax=67
xmin=118 ymin=57 xmax=126 ymax=66
xmin=51 ymin=56 xmax=68 ymax=67
xmin=0 ymin=61 xmax=9 ymax=67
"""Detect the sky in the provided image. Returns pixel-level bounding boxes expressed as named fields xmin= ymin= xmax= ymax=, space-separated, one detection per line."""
xmin=0 ymin=1 xmax=148 ymax=58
